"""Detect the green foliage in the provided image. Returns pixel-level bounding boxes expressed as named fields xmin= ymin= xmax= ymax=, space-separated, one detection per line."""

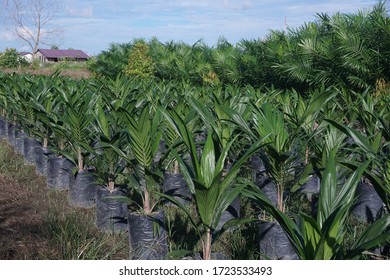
xmin=53 ymin=79 xmax=97 ymax=170
xmin=243 ymin=146 xmax=390 ymax=259
xmin=124 ymin=41 xmax=155 ymax=79
xmin=111 ymin=101 xmax=163 ymax=213
xmin=45 ymin=211 xmax=128 ymax=260
xmin=274 ymin=1 xmax=390 ymax=91
xmin=0 ymin=48 xmax=28 ymax=68
xmin=1 ymin=53 xmax=389 ymax=260
xmin=162 ymin=108 xmax=268 ymax=259
xmin=87 ymin=42 xmax=132 ymax=79
xmin=86 ymin=1 xmax=390 ymax=92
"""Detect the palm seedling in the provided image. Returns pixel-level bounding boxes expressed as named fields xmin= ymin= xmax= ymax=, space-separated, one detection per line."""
xmin=116 ymin=101 xmax=163 ymax=214
xmin=52 ymin=79 xmax=97 ymax=205
xmin=11 ymin=76 xmax=42 ymax=161
xmin=243 ymin=145 xmax=390 ymax=259
xmin=189 ymin=89 xmax=254 ymax=228
xmin=0 ymin=76 xmax=8 ymax=138
xmin=55 ymin=79 xmax=97 ymax=172
xmin=2 ymin=75 xmax=26 ymax=146
xmin=92 ymin=84 xmax=129 ymax=194
xmin=326 ymin=115 xmax=390 ymax=215
xmin=110 ymin=97 xmax=169 ymax=259
xmin=246 ymin=101 xmax=301 ymax=213
xmin=162 ymin=108 xmax=267 ymax=260
xmin=28 ymin=74 xmax=61 ymax=148
xmin=92 ymin=95 xmax=129 ymax=232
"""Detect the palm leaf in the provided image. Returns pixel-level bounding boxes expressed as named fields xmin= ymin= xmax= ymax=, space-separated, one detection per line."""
xmin=346 ymin=214 xmax=390 ymax=259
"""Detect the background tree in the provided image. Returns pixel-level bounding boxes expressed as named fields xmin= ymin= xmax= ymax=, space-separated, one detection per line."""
xmin=0 ymin=47 xmax=28 ymax=68
xmin=1 ymin=0 xmax=63 ymax=57
xmin=87 ymin=42 xmax=133 ymax=79
xmin=124 ymin=40 xmax=155 ymax=79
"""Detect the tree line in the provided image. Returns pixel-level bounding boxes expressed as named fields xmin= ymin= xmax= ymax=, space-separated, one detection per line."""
xmin=87 ymin=1 xmax=390 ymax=94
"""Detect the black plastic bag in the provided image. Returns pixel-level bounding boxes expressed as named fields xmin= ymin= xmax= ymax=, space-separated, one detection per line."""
xmin=7 ymin=123 xmax=16 ymax=145
xmin=0 ymin=117 xmax=8 ymax=139
xmin=68 ymin=170 xmax=96 ymax=208
xmin=299 ymin=174 xmax=320 ymax=202
xmin=34 ymin=146 xmax=55 ymax=176
xmin=162 ymin=172 xmax=191 ymax=206
xmin=23 ymin=138 xmax=40 ymax=165
xmin=127 ymin=211 xmax=168 ymax=260
xmin=255 ymin=174 xmax=278 ymax=207
xmin=351 ymin=181 xmax=384 ymax=223
xmin=258 ymin=220 xmax=298 ymax=260
xmin=13 ymin=129 xmax=26 ymax=155
xmin=216 ymin=196 xmax=240 ymax=231
xmin=46 ymin=157 xmax=74 ymax=190
xmin=96 ymin=186 xmax=128 ymax=233
xmin=251 ymin=154 xmax=266 ymax=173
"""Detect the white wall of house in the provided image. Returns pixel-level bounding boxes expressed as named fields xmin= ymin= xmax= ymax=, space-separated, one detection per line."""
xmin=34 ymin=51 xmax=47 ymax=63
xmin=21 ymin=53 xmax=33 ymax=63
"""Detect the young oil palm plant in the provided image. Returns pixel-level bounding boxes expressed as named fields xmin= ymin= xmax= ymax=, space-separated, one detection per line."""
xmin=189 ymin=90 xmax=253 ymax=229
xmin=93 ymin=94 xmax=127 ymax=194
xmin=0 ymin=76 xmax=8 ymax=139
xmin=13 ymin=79 xmax=44 ymax=162
xmin=112 ymin=100 xmax=168 ymax=259
xmin=92 ymin=96 xmax=129 ymax=232
xmin=4 ymin=75 xmax=33 ymax=155
xmin=116 ymin=102 xmax=163 ymax=213
xmin=162 ymin=108 xmax=267 ymax=260
xmin=243 ymin=147 xmax=390 ymax=259
xmin=2 ymin=75 xmax=26 ymax=146
xmin=326 ymin=118 xmax=390 ymax=214
xmin=28 ymin=74 xmax=59 ymax=149
xmin=53 ymin=79 xmax=98 ymax=206
xmin=245 ymin=102 xmax=301 ymax=212
xmin=55 ymin=79 xmax=97 ymax=172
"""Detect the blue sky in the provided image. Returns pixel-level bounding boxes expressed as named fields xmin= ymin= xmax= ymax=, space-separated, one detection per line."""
xmin=0 ymin=0 xmax=386 ymax=56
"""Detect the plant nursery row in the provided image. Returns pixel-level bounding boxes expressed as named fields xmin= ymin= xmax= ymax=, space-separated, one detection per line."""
xmin=0 ymin=72 xmax=389 ymax=260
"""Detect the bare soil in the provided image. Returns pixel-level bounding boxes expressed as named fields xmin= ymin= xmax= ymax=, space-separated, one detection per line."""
xmin=0 ymin=155 xmax=55 ymax=259
xmin=1 ymin=67 xmax=91 ymax=79
xmin=0 ymin=174 xmax=49 ymax=259
xmin=0 ymin=140 xmax=128 ymax=259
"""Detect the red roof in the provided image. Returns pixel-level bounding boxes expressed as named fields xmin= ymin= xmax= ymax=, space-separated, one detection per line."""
xmin=37 ymin=49 xmax=89 ymax=59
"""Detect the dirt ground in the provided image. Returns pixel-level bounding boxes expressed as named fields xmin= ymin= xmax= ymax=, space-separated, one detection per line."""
xmin=1 ymin=68 xmax=91 ymax=79
xmin=0 ymin=141 xmax=128 ymax=260
xmin=0 ymin=161 xmax=54 ymax=259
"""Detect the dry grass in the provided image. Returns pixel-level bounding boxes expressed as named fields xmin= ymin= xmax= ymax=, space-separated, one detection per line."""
xmin=1 ymin=67 xmax=91 ymax=80
xmin=0 ymin=140 xmax=128 ymax=260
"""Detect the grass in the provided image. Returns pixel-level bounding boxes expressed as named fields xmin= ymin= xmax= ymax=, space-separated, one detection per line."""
xmin=1 ymin=61 xmax=91 ymax=80
xmin=0 ymin=140 xmax=128 ymax=260
xmin=45 ymin=211 xmax=128 ymax=260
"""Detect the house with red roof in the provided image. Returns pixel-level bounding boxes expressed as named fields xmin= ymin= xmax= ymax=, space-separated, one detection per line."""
xmin=35 ymin=49 xmax=89 ymax=63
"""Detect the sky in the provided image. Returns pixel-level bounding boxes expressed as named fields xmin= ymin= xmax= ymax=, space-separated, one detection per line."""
xmin=0 ymin=0 xmax=387 ymax=56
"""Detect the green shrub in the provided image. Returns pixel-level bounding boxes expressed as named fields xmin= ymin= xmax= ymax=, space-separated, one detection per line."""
xmin=0 ymin=48 xmax=28 ymax=68
xmin=123 ymin=41 xmax=155 ymax=79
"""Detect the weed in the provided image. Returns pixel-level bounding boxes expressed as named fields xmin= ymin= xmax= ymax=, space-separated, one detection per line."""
xmin=44 ymin=211 xmax=128 ymax=260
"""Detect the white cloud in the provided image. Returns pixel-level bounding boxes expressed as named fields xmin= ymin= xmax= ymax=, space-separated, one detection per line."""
xmin=286 ymin=0 xmax=377 ymax=15
xmin=32 ymin=0 xmax=384 ymax=54
xmin=0 ymin=30 xmax=16 ymax=41
xmin=65 ymin=5 xmax=93 ymax=18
